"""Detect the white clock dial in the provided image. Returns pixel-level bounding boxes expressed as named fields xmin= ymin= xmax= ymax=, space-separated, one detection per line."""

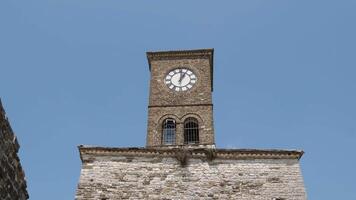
xmin=165 ymin=68 xmax=197 ymax=91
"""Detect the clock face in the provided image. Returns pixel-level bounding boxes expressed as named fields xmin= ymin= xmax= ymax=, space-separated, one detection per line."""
xmin=165 ymin=68 xmax=197 ymax=92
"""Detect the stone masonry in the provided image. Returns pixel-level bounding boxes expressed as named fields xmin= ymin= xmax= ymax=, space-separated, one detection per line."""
xmin=146 ymin=49 xmax=214 ymax=147
xmin=0 ymin=99 xmax=29 ymax=200
xmin=147 ymin=105 xmax=214 ymax=148
xmin=76 ymin=147 xmax=307 ymax=200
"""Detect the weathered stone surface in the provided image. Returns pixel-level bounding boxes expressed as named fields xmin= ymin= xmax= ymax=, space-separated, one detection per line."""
xmin=0 ymin=99 xmax=29 ymax=200
xmin=75 ymin=147 xmax=307 ymax=200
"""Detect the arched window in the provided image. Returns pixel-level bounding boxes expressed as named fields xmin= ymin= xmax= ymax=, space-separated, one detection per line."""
xmin=184 ymin=117 xmax=199 ymax=144
xmin=162 ymin=118 xmax=176 ymax=145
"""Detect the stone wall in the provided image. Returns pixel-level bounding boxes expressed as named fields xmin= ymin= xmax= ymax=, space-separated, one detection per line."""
xmin=146 ymin=49 xmax=214 ymax=147
xmin=148 ymin=58 xmax=213 ymax=106
xmin=76 ymin=147 xmax=307 ymax=200
xmin=147 ymin=105 xmax=214 ymax=147
xmin=0 ymin=99 xmax=29 ymax=200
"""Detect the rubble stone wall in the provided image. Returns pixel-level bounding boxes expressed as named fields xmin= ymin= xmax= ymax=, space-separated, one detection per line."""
xmin=0 ymin=100 xmax=29 ymax=200
xmin=76 ymin=150 xmax=306 ymax=200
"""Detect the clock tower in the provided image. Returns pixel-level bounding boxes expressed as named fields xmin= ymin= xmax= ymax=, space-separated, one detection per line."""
xmin=146 ymin=49 xmax=215 ymax=148
xmin=76 ymin=49 xmax=307 ymax=200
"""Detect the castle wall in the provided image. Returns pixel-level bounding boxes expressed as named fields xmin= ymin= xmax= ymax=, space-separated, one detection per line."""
xmin=0 ymin=100 xmax=29 ymax=200
xmin=76 ymin=148 xmax=306 ymax=200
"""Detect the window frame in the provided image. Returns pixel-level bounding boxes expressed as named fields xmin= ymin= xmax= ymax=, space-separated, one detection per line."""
xmin=184 ymin=117 xmax=199 ymax=144
xmin=162 ymin=118 xmax=176 ymax=145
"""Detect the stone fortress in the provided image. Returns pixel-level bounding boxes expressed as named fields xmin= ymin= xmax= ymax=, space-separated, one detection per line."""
xmin=75 ymin=49 xmax=307 ymax=200
xmin=0 ymin=99 xmax=29 ymax=200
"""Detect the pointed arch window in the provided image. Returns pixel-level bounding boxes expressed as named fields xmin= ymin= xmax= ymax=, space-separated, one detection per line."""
xmin=184 ymin=117 xmax=199 ymax=144
xmin=162 ymin=118 xmax=176 ymax=145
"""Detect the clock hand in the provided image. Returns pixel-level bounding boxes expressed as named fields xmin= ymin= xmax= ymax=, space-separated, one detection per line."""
xmin=179 ymin=70 xmax=183 ymax=83
xmin=179 ymin=71 xmax=187 ymax=84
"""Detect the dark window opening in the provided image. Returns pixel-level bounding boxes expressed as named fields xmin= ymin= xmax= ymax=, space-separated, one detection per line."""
xmin=162 ymin=118 xmax=176 ymax=145
xmin=184 ymin=117 xmax=199 ymax=144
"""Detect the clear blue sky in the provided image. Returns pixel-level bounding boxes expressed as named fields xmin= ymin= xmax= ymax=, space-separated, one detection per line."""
xmin=1 ymin=0 xmax=355 ymax=199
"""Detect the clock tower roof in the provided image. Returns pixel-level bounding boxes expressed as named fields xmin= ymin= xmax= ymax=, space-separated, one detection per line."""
xmin=146 ymin=48 xmax=214 ymax=91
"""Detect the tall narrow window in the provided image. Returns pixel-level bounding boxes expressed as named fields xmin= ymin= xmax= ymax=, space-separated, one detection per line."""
xmin=162 ymin=118 xmax=176 ymax=145
xmin=184 ymin=117 xmax=199 ymax=144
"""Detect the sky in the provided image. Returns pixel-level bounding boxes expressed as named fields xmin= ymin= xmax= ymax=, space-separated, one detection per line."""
xmin=1 ymin=0 xmax=355 ymax=199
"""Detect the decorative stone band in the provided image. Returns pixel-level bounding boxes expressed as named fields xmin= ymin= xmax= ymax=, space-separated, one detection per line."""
xmin=148 ymin=103 xmax=213 ymax=108
xmin=78 ymin=145 xmax=304 ymax=164
xmin=146 ymin=48 xmax=213 ymax=62
xmin=146 ymin=48 xmax=214 ymax=91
